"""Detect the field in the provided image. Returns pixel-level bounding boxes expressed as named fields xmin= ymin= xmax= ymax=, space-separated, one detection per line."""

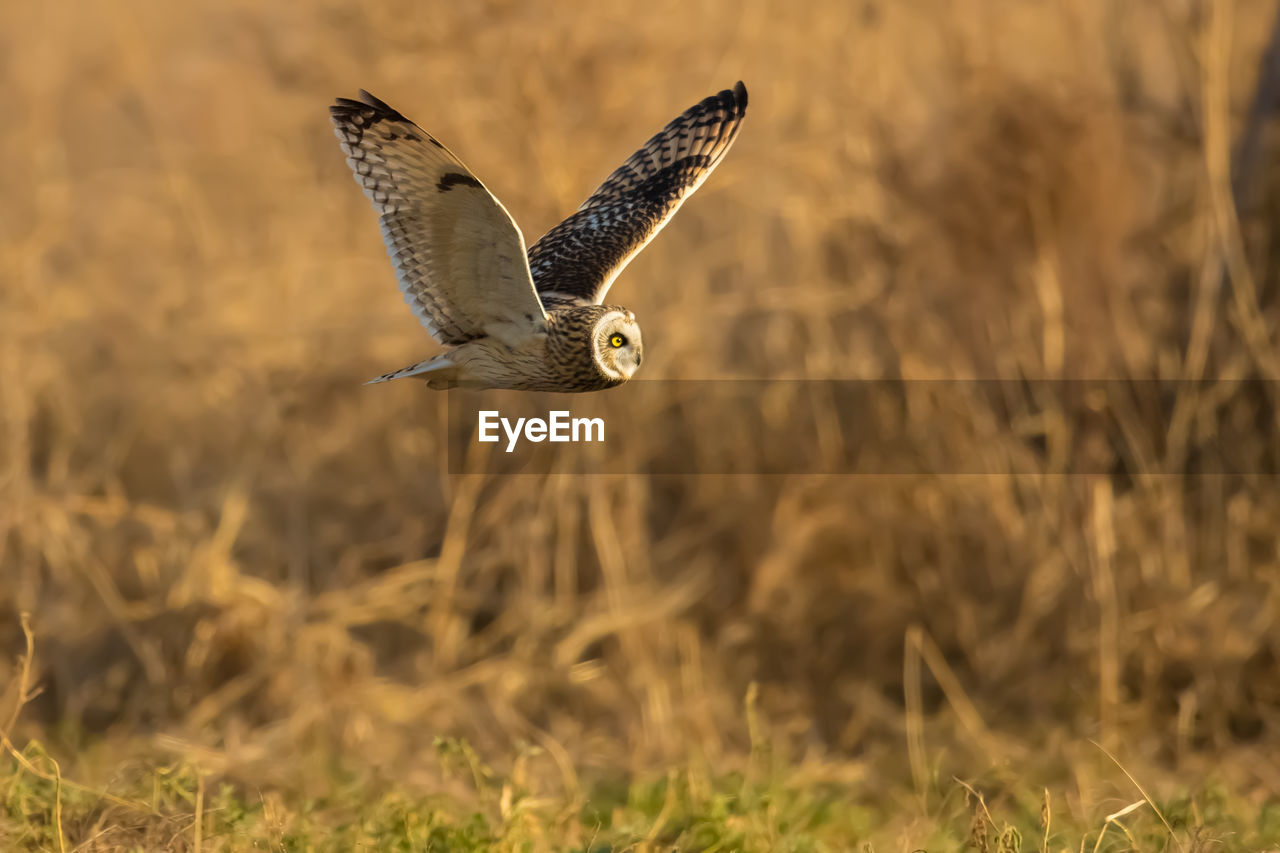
xmin=4 ymin=0 xmax=1280 ymax=849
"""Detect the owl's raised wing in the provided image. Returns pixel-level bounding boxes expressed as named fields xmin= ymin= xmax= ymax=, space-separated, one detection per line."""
xmin=331 ymin=91 xmax=547 ymax=346
xmin=527 ymin=81 xmax=747 ymax=306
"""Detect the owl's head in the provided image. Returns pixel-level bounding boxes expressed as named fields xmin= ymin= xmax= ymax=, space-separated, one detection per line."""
xmin=593 ymin=308 xmax=643 ymax=382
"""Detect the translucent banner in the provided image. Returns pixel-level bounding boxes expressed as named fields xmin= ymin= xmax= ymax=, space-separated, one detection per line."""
xmin=442 ymin=380 xmax=1280 ymax=476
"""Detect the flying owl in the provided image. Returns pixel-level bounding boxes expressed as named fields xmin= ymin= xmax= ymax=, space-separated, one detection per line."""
xmin=329 ymin=81 xmax=748 ymax=391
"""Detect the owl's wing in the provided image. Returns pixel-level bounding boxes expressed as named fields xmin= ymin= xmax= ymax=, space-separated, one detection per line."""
xmin=527 ymin=81 xmax=748 ymax=305
xmin=331 ymin=91 xmax=547 ymax=346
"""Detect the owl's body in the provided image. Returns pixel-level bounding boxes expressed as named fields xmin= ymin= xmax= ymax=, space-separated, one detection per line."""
xmin=377 ymin=304 xmax=640 ymax=392
xmin=330 ymin=82 xmax=747 ymax=392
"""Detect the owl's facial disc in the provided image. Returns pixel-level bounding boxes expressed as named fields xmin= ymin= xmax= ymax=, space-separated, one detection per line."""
xmin=595 ymin=310 xmax=643 ymax=381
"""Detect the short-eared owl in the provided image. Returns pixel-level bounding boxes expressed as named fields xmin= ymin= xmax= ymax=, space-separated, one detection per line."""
xmin=330 ymin=82 xmax=748 ymax=391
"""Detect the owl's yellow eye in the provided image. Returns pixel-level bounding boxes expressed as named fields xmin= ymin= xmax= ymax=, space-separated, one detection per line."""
xmin=609 ymin=333 xmax=626 ymax=348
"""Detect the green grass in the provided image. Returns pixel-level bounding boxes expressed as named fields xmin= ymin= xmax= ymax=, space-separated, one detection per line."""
xmin=3 ymin=738 xmax=1276 ymax=852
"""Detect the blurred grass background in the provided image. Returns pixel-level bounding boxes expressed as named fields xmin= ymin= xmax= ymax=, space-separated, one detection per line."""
xmin=4 ymin=0 xmax=1280 ymax=847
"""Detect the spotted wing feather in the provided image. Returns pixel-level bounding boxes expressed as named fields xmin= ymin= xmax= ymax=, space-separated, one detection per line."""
xmin=331 ymin=91 xmax=548 ymax=346
xmin=527 ymin=81 xmax=748 ymax=305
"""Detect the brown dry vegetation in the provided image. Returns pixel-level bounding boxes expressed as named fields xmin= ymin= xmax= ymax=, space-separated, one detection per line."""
xmin=4 ymin=0 xmax=1280 ymax=843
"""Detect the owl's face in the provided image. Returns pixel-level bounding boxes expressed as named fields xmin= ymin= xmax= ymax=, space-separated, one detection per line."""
xmin=593 ymin=309 xmax=643 ymax=382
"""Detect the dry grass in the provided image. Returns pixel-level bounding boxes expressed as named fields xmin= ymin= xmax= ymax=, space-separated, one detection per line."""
xmin=4 ymin=0 xmax=1280 ymax=847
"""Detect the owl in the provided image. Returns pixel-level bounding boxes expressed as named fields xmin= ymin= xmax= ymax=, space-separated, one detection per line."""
xmin=330 ymin=81 xmax=748 ymax=391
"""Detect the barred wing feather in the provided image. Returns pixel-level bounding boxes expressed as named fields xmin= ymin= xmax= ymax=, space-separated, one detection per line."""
xmin=527 ymin=81 xmax=748 ymax=305
xmin=330 ymin=90 xmax=548 ymax=346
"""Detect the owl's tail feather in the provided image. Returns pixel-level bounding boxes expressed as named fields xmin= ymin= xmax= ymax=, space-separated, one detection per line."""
xmin=364 ymin=354 xmax=458 ymax=389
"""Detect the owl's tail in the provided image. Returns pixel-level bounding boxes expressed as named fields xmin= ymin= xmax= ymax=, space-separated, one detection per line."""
xmin=364 ymin=354 xmax=458 ymax=389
